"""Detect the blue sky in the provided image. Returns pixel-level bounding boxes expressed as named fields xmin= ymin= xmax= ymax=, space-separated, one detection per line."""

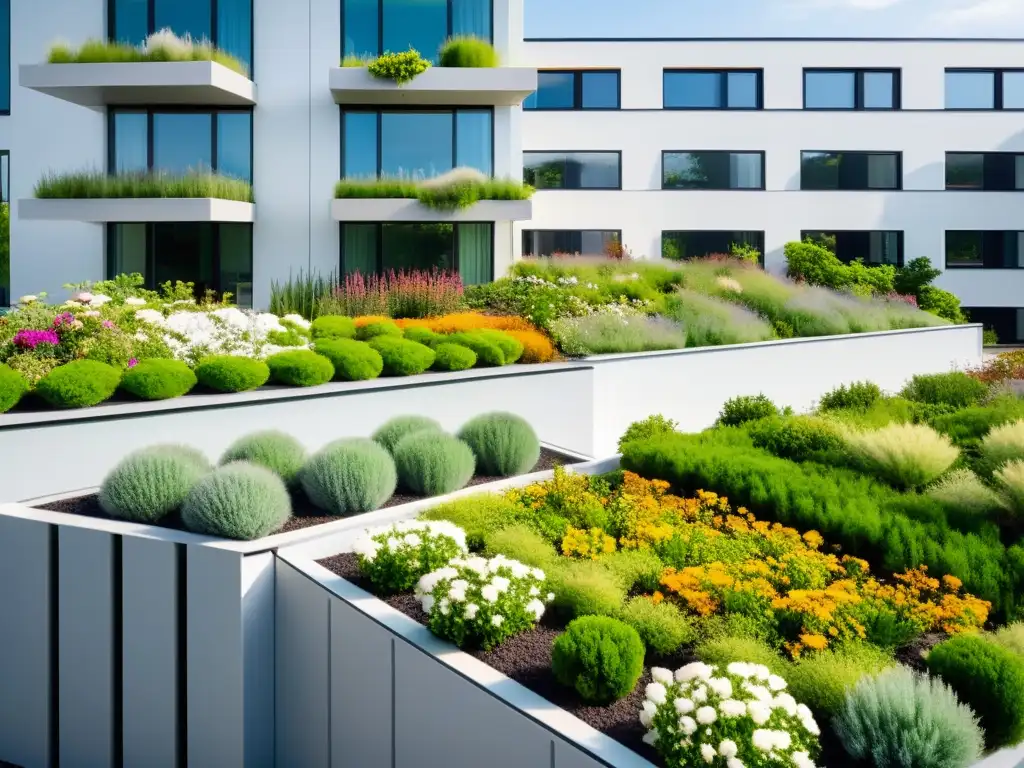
xmin=524 ymin=0 xmax=1024 ymax=38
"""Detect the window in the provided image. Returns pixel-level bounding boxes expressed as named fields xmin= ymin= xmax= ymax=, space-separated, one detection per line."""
xmin=662 ymin=151 xmax=763 ymax=190
xmin=342 ymin=0 xmax=491 ymax=62
xmin=946 ymin=69 xmax=1024 ymax=110
xmin=341 ymin=223 xmax=493 ymax=284
xmin=0 ymin=150 xmax=8 ymax=307
xmin=800 ymin=152 xmax=901 ymax=190
xmin=803 ymin=69 xmax=899 ymax=110
xmin=663 ymin=70 xmax=762 ymax=109
xmin=802 ymin=231 xmax=904 ymax=266
xmin=522 ymin=230 xmax=621 ymax=257
xmin=0 ymin=0 xmax=8 ymax=114
xmin=110 ymin=0 xmax=253 ymax=74
xmin=946 ymin=231 xmax=1024 ymax=269
xmin=962 ymin=308 xmax=1024 ymax=344
xmin=109 ymin=109 xmax=253 ymax=181
xmin=342 ymin=108 xmax=492 ymax=178
xmin=523 ymin=71 xmax=621 ymax=110
xmin=661 ymin=231 xmax=764 ymax=264
xmin=523 ymin=152 xmax=620 ymax=190
xmin=946 ymin=153 xmax=1024 ymax=190
xmin=107 ymin=223 xmax=253 ymax=306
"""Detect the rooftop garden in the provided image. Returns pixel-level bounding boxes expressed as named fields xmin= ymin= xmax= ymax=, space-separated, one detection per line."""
xmin=334 ymin=168 xmax=532 ymax=210
xmin=34 ymin=170 xmax=254 ymax=202
xmin=341 ymin=36 xmax=499 ymax=85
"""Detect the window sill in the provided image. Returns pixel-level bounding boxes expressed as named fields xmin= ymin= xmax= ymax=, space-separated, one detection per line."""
xmin=330 ymin=66 xmax=537 ymax=107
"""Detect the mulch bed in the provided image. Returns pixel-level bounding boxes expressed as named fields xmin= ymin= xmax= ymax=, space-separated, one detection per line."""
xmin=34 ymin=447 xmax=576 ymax=540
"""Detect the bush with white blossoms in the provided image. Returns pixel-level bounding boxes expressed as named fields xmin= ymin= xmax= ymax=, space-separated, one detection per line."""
xmin=353 ymin=519 xmax=467 ymax=594
xmin=639 ymin=661 xmax=821 ymax=768
xmin=415 ymin=554 xmax=554 ymax=651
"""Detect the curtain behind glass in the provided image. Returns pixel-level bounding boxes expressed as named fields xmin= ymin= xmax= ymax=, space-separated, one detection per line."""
xmin=343 ymin=224 xmax=379 ymax=276
xmin=113 ymin=112 xmax=149 ymax=173
xmin=154 ymin=0 xmax=212 ymax=43
xmin=217 ymin=0 xmax=253 ymax=74
xmin=110 ymin=224 xmax=148 ymax=279
xmin=219 ymin=224 xmax=253 ymax=307
xmin=382 ymin=224 xmax=454 ymax=272
xmin=451 ymin=0 xmax=492 ymax=42
xmin=455 ymin=111 xmax=492 ymax=175
xmin=113 ymin=0 xmax=148 ymax=45
xmin=457 ymin=224 xmax=491 ymax=285
xmin=729 ymin=154 xmax=761 ymax=189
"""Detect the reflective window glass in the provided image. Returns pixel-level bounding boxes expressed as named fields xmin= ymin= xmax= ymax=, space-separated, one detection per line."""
xmin=217 ymin=113 xmax=252 ymax=182
xmin=455 ymin=111 xmax=492 ymax=176
xmin=802 ymin=230 xmax=903 ymax=266
xmin=343 ymin=112 xmax=379 ymax=179
xmin=380 ymin=112 xmax=454 ymax=178
xmin=112 ymin=0 xmax=148 ymax=45
xmin=0 ymin=0 xmax=9 ymax=112
xmin=382 ymin=223 xmax=455 ymax=272
xmin=800 ymin=151 xmax=900 ymax=190
xmin=946 ymin=153 xmax=984 ymax=189
xmin=523 ymin=152 xmax=620 ymax=190
xmin=382 ymin=0 xmax=447 ymax=63
xmin=863 ymin=71 xmax=896 ymax=109
xmin=522 ymin=230 xmax=620 ymax=257
xmin=531 ymin=72 xmax=575 ymax=109
xmin=451 ymin=0 xmax=491 ymax=41
xmin=343 ymin=0 xmax=378 ymax=58
xmin=217 ymin=0 xmax=252 ymax=74
xmin=946 ymin=71 xmax=995 ymax=109
xmin=219 ymin=224 xmax=253 ymax=308
xmin=661 ymin=231 xmax=764 ymax=263
xmin=664 ymin=72 xmax=721 ymax=108
xmin=154 ymin=0 xmax=212 ymax=47
xmin=727 ymin=72 xmax=759 ymax=108
xmin=581 ymin=72 xmax=619 ymax=108
xmin=663 ymin=151 xmax=763 ymax=190
xmin=113 ymin=112 xmax=149 ymax=173
xmin=153 ymin=113 xmax=213 ymax=174
xmin=804 ymin=71 xmax=855 ymax=109
xmin=1003 ymin=72 xmax=1024 ymax=109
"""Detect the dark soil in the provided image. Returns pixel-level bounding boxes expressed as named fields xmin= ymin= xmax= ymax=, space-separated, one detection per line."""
xmin=895 ymin=631 xmax=948 ymax=673
xmin=34 ymin=447 xmax=576 ymax=541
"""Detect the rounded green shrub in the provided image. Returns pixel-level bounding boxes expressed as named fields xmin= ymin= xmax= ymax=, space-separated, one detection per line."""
xmin=392 ymin=431 xmax=475 ymax=496
xmin=420 ymin=494 xmax=528 ymax=550
xmin=818 ymin=381 xmax=883 ymax=412
xmin=432 ymin=343 xmax=477 ymax=372
xmin=195 ymin=356 xmax=270 ymax=393
xmin=438 ymin=35 xmax=500 ymax=68
xmin=748 ymin=415 xmax=845 ymax=463
xmin=549 ymin=560 xmax=625 ymax=620
xmin=716 ymin=393 xmax=780 ymax=427
xmin=367 ymin=337 xmax=435 ymax=376
xmin=311 ymin=315 xmax=357 ymax=340
xmin=786 ymin=643 xmax=894 ymax=718
xmin=0 ymin=364 xmax=28 ymax=413
xmin=444 ymin=332 xmax=505 ymax=366
xmin=99 ymin=445 xmax=211 ymax=523
xmin=402 ymin=327 xmax=442 ymax=346
xmin=552 ymin=616 xmax=645 ymax=704
xmin=601 ymin=549 xmax=664 ymax=593
xmin=992 ymin=623 xmax=1024 ymax=656
xmin=314 ymin=339 xmax=383 ymax=381
xmin=927 ymin=633 xmax=1024 ymax=749
xmin=618 ymin=596 xmax=693 ymax=657
xmin=900 ymin=371 xmax=988 ymax=409
xmin=300 ymin=438 xmax=397 ymax=516
xmin=35 ymin=360 xmax=121 ymax=408
xmin=220 ymin=431 xmax=306 ymax=486
xmin=834 ymin=667 xmax=984 ymax=768
xmin=474 ymin=330 xmax=524 ymax=364
xmin=373 ymin=415 xmax=444 ymax=454
xmin=181 ymin=463 xmax=292 ymax=540
xmin=119 ymin=359 xmax=196 ymax=401
xmin=483 ymin=524 xmax=559 ymax=569
xmin=617 ymin=415 xmax=679 ymax=453
xmin=694 ymin=634 xmax=789 ymax=676
xmin=457 ymin=412 xmax=540 ymax=477
xmin=266 ymin=350 xmax=334 ymax=387
xmin=356 ymin=320 xmax=402 ymax=341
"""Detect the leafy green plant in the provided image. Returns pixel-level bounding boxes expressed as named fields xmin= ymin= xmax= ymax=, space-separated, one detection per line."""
xmin=311 ymin=315 xmax=356 ymax=340
xmin=786 ymin=643 xmax=894 ymax=718
xmin=353 ymin=519 xmax=467 ymax=594
xmin=472 ymin=329 xmax=524 ymax=363
xmin=552 ymin=616 xmax=645 ymax=704
xmin=367 ymin=337 xmax=436 ymax=376
xmin=35 ymin=360 xmax=121 ymax=408
xmin=819 ymin=381 xmax=883 ymax=412
xmin=333 ymin=174 xmax=533 ymax=210
xmin=181 ymin=463 xmax=292 ymax=540
xmin=119 ymin=359 xmax=197 ymax=400
xmin=992 ymin=623 xmax=1024 ymax=656
xmin=265 ymin=350 xmax=334 ymax=388
xmin=392 ymin=431 xmax=476 ymax=496
xmin=420 ymin=494 xmax=529 ymax=550
xmin=0 ymin=364 xmax=28 ymax=413
xmin=220 ymin=431 xmax=306 ymax=487
xmin=438 ymin=36 xmax=499 ymax=67
xmin=842 ymin=423 xmax=959 ymax=490
xmin=550 ymin=313 xmax=688 ymax=356
xmin=483 ymin=524 xmax=559 ymax=569
xmin=269 ymin=269 xmax=338 ymax=319
xmin=195 ymin=356 xmax=270 ymax=393
xmin=693 ymin=635 xmax=789 ymax=676
xmin=313 ymin=339 xmax=383 ymax=381
xmin=47 ymin=30 xmax=248 ymax=75
xmin=549 ymin=559 xmax=626 ymax=620
xmin=618 ymin=597 xmax=693 ymax=657
xmin=918 ymin=284 xmax=966 ymax=324
xmin=785 ymin=239 xmax=896 ymax=295
xmin=443 ymin=332 xmax=506 ymax=366
xmin=35 ymin=170 xmax=254 ymax=202
xmin=929 ymin=398 xmax=1024 ymax=448
xmin=99 ymin=445 xmax=211 ymax=523
xmin=457 ymin=412 xmax=540 ymax=477
xmin=617 ymin=415 xmax=680 ymax=453
xmin=900 ymin=372 xmax=988 ymax=409
xmin=373 ymin=415 xmax=444 ymax=455
xmin=431 ymin=342 xmax=477 ymax=371
xmin=747 ymin=415 xmax=846 ymax=464
xmin=716 ymin=393 xmax=780 ymax=427
xmin=366 ymin=48 xmax=430 ymax=85
xmin=356 ymin=320 xmax=402 ymax=341
xmin=300 ymin=438 xmax=397 ymax=516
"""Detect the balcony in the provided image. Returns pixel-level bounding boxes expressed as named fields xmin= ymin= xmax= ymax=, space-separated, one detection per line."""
xmin=330 ymin=198 xmax=531 ymax=223
xmin=19 ymin=198 xmax=255 ymax=223
xmin=329 ymin=66 xmax=537 ymax=107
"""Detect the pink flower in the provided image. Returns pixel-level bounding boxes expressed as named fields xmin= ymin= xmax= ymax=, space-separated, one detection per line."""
xmin=128 ymin=358 xmax=138 ymax=368
xmin=102 ymin=320 xmax=115 ymax=329
xmin=13 ymin=329 xmax=60 ymax=349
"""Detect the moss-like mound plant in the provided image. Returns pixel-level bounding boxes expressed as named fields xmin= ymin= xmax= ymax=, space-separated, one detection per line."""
xmin=716 ymin=393 xmax=780 ymax=426
xmin=483 ymin=524 xmax=559 ymax=569
xmin=367 ymin=337 xmax=435 ymax=376
xmin=373 ymin=415 xmax=444 ymax=454
xmin=393 ymin=431 xmax=475 ymax=496
xmin=474 ymin=329 xmax=524 ymax=364
xmin=445 ymin=332 xmax=505 ymax=366
xmin=843 ymin=423 xmax=959 ymax=490
xmin=35 ymin=360 xmax=121 ymax=408
xmin=99 ymin=445 xmax=211 ymax=523
xmin=119 ymin=359 xmax=197 ymax=400
xmin=786 ymin=643 xmax=894 ymax=718
xmin=300 ymin=438 xmax=397 ymax=516
xmin=314 ymin=339 xmax=383 ymax=381
xmin=181 ymin=463 xmax=292 ymax=540
xmin=311 ymin=315 xmax=356 ymax=340
xmin=0 ymin=364 xmax=28 ymax=413
xmin=900 ymin=371 xmax=988 ymax=409
xmin=195 ymin=356 xmax=270 ymax=393
xmin=818 ymin=381 xmax=883 ymax=412
xmin=439 ymin=36 xmax=500 ymax=68
xmin=552 ymin=616 xmax=645 ymax=704
xmin=266 ymin=350 xmax=334 ymax=387
xmin=431 ymin=342 xmax=477 ymax=372
xmin=401 ymin=327 xmax=442 ymax=346
xmin=618 ymin=596 xmax=693 ymax=657
xmin=694 ymin=634 xmax=789 ymax=676
xmin=549 ymin=560 xmax=626 ymax=620
xmin=220 ymin=431 xmax=306 ymax=486
xmin=366 ymin=48 xmax=430 ymax=85
xmin=420 ymin=494 xmax=529 ymax=550
xmin=457 ymin=412 xmax=540 ymax=476
xmin=356 ymin=320 xmax=402 ymax=341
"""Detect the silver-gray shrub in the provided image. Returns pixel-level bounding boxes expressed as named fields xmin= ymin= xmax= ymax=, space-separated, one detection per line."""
xmin=664 ymin=289 xmax=774 ymax=347
xmin=99 ymin=444 xmax=212 ymax=523
xmin=458 ymin=412 xmax=541 ymax=477
xmin=783 ymin=286 xmax=854 ymax=336
xmin=372 ymin=415 xmax=444 ymax=455
xmin=393 ymin=432 xmax=476 ymax=496
xmin=301 ymin=438 xmax=398 ymax=515
xmin=180 ymin=462 xmax=292 ymax=540
xmin=549 ymin=313 xmax=687 ymax=356
xmin=220 ymin=430 xmax=307 ymax=487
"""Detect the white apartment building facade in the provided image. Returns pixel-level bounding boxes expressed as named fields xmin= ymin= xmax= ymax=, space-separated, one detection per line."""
xmin=3 ymin=1 xmax=1024 ymax=340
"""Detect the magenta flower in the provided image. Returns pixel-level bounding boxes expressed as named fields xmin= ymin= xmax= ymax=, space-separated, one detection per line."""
xmin=128 ymin=358 xmax=138 ymax=368
xmin=102 ymin=320 xmax=115 ymax=329
xmin=13 ymin=329 xmax=60 ymax=349
xmin=52 ymin=312 xmax=75 ymax=328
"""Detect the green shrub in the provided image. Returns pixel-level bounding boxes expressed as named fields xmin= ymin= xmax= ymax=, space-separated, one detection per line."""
xmin=748 ymin=415 xmax=846 ymax=464
xmin=266 ymin=350 xmax=334 ymax=387
xmin=992 ymin=623 xmax=1024 ymax=656
xmin=819 ymin=381 xmax=883 ymax=412
xmin=366 ymin=48 xmax=430 ymax=85
xmin=392 ymin=431 xmax=475 ymax=496
xmin=549 ymin=560 xmax=626 ymax=620
xmin=617 ymin=415 xmax=679 ymax=453
xmin=834 ymin=667 xmax=984 ymax=768
xmin=473 ymin=329 xmax=524 ymax=363
xmin=919 ymin=284 xmax=967 ymax=324
xmin=458 ymin=412 xmax=541 ymax=477
xmin=99 ymin=445 xmax=211 ymax=523
xmin=979 ymin=419 xmax=1024 ymax=473
xmin=842 ymin=423 xmax=960 ymax=490
xmin=600 ymin=549 xmax=664 ymax=593
xmin=35 ymin=360 xmax=121 ymax=408
xmin=694 ymin=635 xmax=789 ymax=676
xmin=310 ymin=315 xmax=356 ymax=340
xmin=119 ymin=359 xmax=196 ymax=400
xmin=220 ymin=431 xmax=306 ymax=486
xmin=900 ymin=372 xmax=988 ymax=409
xmin=927 ymin=634 xmax=1024 ymax=749
xmin=438 ymin=36 xmax=499 ymax=67
xmin=0 ymin=364 xmax=28 ymax=413
xmin=373 ymin=415 xmax=443 ymax=454
xmin=300 ymin=438 xmax=397 ymax=516
xmin=716 ymin=394 xmax=780 ymax=427
xmin=420 ymin=494 xmax=527 ymax=550
xmin=550 ymin=313 xmax=688 ymax=356
xmin=994 ymin=460 xmax=1024 ymax=519
xmin=180 ymin=463 xmax=292 ymax=540
xmin=930 ymin=398 xmax=1024 ymax=449
xmin=356 ymin=320 xmax=402 ymax=341
xmin=402 ymin=327 xmax=442 ymax=346
xmin=618 ymin=597 xmax=693 ymax=657
xmin=367 ymin=336 xmax=436 ymax=376
xmin=314 ymin=339 xmax=383 ymax=381
xmin=431 ymin=342 xmax=477 ymax=372
xmin=483 ymin=524 xmax=559 ymax=569
xmin=551 ymin=616 xmax=645 ymax=704
xmin=444 ymin=332 xmax=506 ymax=366
xmin=786 ymin=643 xmax=893 ymax=718
xmin=927 ymin=469 xmax=1006 ymax=519
xmin=195 ymin=356 xmax=270 ymax=393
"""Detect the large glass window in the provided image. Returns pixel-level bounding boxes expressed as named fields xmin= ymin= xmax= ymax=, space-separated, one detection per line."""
xmin=342 ymin=109 xmax=492 ymax=179
xmin=522 ymin=230 xmax=621 ymax=257
xmin=661 ymin=231 xmax=765 ymax=264
xmin=946 ymin=152 xmax=1024 ymax=190
xmin=946 ymin=231 xmax=1024 ymax=269
xmin=800 ymin=151 xmax=901 ymax=190
xmin=523 ymin=152 xmax=621 ymax=190
xmin=662 ymin=151 xmax=763 ymax=190
xmin=802 ymin=230 xmax=903 ymax=266
xmin=110 ymin=0 xmax=253 ymax=74
xmin=342 ymin=0 xmax=491 ymax=62
xmin=804 ymin=69 xmax=899 ymax=110
xmin=0 ymin=0 xmax=9 ymax=114
xmin=109 ymin=109 xmax=253 ymax=181
xmin=962 ymin=308 xmax=1024 ymax=344
xmin=663 ymin=70 xmax=762 ymax=109
xmin=945 ymin=69 xmax=1024 ymax=110
xmin=523 ymin=71 xmax=621 ymax=110
xmin=340 ymin=222 xmax=493 ymax=284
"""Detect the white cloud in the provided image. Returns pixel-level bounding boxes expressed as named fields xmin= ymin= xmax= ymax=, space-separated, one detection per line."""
xmin=940 ymin=0 xmax=1024 ymax=25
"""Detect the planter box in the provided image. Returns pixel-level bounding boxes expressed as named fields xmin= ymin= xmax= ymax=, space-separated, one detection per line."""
xmin=20 ymin=61 xmax=257 ymax=107
xmin=330 ymin=197 xmax=532 ymax=223
xmin=329 ymin=66 xmax=537 ymax=106
xmin=18 ymin=197 xmax=255 ymax=223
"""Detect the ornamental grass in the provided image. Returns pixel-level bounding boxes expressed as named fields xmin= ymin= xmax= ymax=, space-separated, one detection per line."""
xmin=334 ymin=168 xmax=533 ymax=210
xmin=317 ymin=269 xmax=464 ymax=319
xmin=34 ymin=170 xmax=254 ymax=202
xmin=47 ymin=29 xmax=248 ymax=77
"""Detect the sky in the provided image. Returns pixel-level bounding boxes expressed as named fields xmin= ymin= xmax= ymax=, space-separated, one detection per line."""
xmin=524 ymin=0 xmax=1024 ymax=39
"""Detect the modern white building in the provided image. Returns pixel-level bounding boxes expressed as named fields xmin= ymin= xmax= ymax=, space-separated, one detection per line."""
xmin=3 ymin=1 xmax=1024 ymax=340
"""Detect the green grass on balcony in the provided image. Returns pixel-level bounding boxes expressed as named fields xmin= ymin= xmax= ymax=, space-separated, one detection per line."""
xmin=47 ymin=29 xmax=249 ymax=77
xmin=334 ymin=169 xmax=532 ymax=211
xmin=34 ymin=170 xmax=255 ymax=203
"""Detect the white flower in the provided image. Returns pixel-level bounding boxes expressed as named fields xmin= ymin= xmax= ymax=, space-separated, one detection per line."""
xmin=282 ymin=313 xmax=311 ymax=329
xmin=480 ymin=585 xmax=499 ymax=603
xmin=797 ymin=703 xmax=812 ymax=720
xmin=673 ymin=697 xmax=695 ymax=715
xmin=71 ymin=291 xmax=93 ymax=303
xmin=744 ymin=682 xmax=773 ymax=702
xmin=767 ymin=674 xmax=788 ymax=692
xmin=691 ymin=686 xmax=708 ymax=703
xmin=438 ymin=599 xmax=449 ymax=615
xmin=403 ymin=533 xmax=422 ymax=547
xmin=651 ymin=667 xmax=673 ymax=685
xmin=491 ymin=614 xmax=503 ymax=627
xmin=89 ymin=294 xmax=112 ymax=306
xmin=546 ymin=592 xmax=555 ymax=602
xmin=792 ymin=750 xmax=816 ymax=768
xmin=700 ymin=743 xmax=716 ymax=763
xmin=773 ymin=693 xmax=798 ymax=717
xmin=17 ymin=295 xmax=37 ymax=304
xmin=526 ymin=599 xmax=545 ymax=621
xmin=802 ymin=716 xmax=821 ymax=736
xmin=645 ymin=683 xmax=667 ymax=705
xmin=529 ymin=586 xmax=540 ymax=597
xmin=490 ymin=576 xmax=511 ymax=593
xmin=708 ymin=677 xmax=733 ymax=699
xmin=752 ymin=665 xmax=771 ymax=680
xmin=531 ymin=567 xmax=545 ymax=580
xmin=679 ymin=716 xmax=697 ymax=735
xmin=676 ymin=662 xmax=714 ymax=682
xmin=696 ymin=706 xmax=717 ymax=725
xmin=464 ymin=603 xmax=479 ymax=620
xmin=774 ymin=731 xmax=792 ymax=750
xmin=718 ymin=699 xmax=746 ymax=718
xmin=135 ymin=309 xmax=164 ymax=325
xmin=641 ymin=728 xmax=659 ymax=746
xmin=420 ymin=595 xmax=434 ymax=613
xmin=752 ymin=729 xmax=775 ymax=752
xmin=639 ymin=700 xmax=657 ymax=728
xmin=727 ymin=662 xmax=755 ymax=678
xmin=125 ymin=297 xmax=147 ymax=306
xmin=719 ymin=739 xmax=738 ymax=758
xmin=727 ymin=759 xmax=745 ymax=768
xmin=448 ymin=588 xmax=466 ymax=603
xmin=747 ymin=700 xmax=772 ymax=725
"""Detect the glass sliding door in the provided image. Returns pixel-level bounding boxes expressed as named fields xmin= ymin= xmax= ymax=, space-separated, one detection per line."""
xmin=383 ymin=0 xmax=447 ymax=62
xmin=382 ymin=223 xmax=455 ymax=272
xmin=342 ymin=224 xmax=379 ymax=276
xmin=341 ymin=222 xmax=492 ymax=280
xmin=219 ymin=224 xmax=253 ymax=306
xmin=458 ymin=223 xmax=492 ymax=284
xmin=343 ymin=0 xmax=492 ymax=61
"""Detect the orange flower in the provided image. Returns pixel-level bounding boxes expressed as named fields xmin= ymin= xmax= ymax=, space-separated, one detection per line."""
xmin=395 ymin=312 xmax=539 ymax=334
xmin=504 ymin=330 xmax=557 ymax=363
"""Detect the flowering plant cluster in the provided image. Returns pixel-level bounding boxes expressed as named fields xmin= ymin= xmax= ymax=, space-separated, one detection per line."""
xmin=639 ymin=661 xmax=821 ymax=768
xmin=353 ymin=519 xmax=468 ymax=593
xmin=415 ymin=554 xmax=553 ymax=650
xmin=318 ymin=269 xmax=465 ymax=319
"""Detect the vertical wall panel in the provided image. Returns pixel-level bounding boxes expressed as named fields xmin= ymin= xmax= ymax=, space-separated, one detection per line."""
xmin=242 ymin=553 xmax=277 ymax=768
xmin=554 ymin=740 xmax=609 ymax=768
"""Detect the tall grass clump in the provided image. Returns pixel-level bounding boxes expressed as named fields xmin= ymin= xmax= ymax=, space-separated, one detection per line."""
xmin=550 ymin=313 xmax=687 ymax=356
xmin=47 ymin=29 xmax=249 ymax=76
xmin=842 ymin=423 xmax=960 ymax=490
xmin=979 ymin=420 xmax=1024 ymax=473
xmin=316 ymin=269 xmax=464 ymax=319
xmin=438 ymin=36 xmax=499 ymax=67
xmin=270 ymin=269 xmax=338 ymax=319
xmin=663 ymin=289 xmax=774 ymax=347
xmin=927 ymin=469 xmax=1007 ymax=519
xmin=334 ymin=168 xmax=533 ymax=211
xmin=994 ymin=460 xmax=1024 ymax=519
xmin=35 ymin=170 xmax=254 ymax=202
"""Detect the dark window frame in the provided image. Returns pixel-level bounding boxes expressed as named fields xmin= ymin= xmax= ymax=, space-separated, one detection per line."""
xmin=945 ymin=68 xmax=1024 ymax=111
xmin=341 ymin=0 xmax=495 ymax=58
xmin=945 ymin=230 xmax=1024 ymax=269
xmin=0 ymin=0 xmax=9 ymax=115
xmin=660 ymin=150 xmax=766 ymax=191
xmin=522 ymin=150 xmax=622 ymax=190
xmin=945 ymin=151 xmax=1024 ymax=190
xmin=524 ymin=70 xmax=622 ymax=111
xmin=800 ymin=229 xmax=905 ymax=267
xmin=799 ymin=150 xmax=903 ymax=191
xmin=660 ymin=230 xmax=766 ymax=266
xmin=339 ymin=221 xmax=495 ymax=282
xmin=521 ymin=229 xmax=622 ymax=257
xmin=662 ymin=69 xmax=764 ymax=110
xmin=802 ymin=68 xmax=901 ymax=110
